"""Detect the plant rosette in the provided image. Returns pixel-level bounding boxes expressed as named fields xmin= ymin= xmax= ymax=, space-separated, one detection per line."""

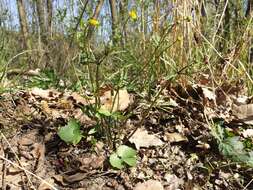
xmin=109 ymin=145 xmax=137 ymax=169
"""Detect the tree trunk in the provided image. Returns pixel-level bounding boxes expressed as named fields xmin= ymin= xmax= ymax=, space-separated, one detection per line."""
xmin=30 ymin=0 xmax=37 ymax=34
xmin=36 ymin=0 xmax=51 ymax=68
xmin=109 ymin=0 xmax=118 ymax=44
xmin=16 ymin=0 xmax=30 ymax=49
xmin=46 ymin=0 xmax=53 ymax=37
xmin=86 ymin=0 xmax=104 ymax=44
xmin=36 ymin=0 xmax=47 ymax=44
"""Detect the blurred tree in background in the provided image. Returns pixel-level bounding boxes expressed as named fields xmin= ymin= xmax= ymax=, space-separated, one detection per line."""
xmin=0 ymin=0 xmax=252 ymax=93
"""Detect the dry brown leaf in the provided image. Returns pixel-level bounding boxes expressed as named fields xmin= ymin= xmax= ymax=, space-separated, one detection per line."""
xmin=57 ymin=99 xmax=73 ymax=109
xmin=38 ymin=178 xmax=56 ymax=190
xmin=101 ymin=89 xmax=131 ymax=112
xmin=63 ymin=172 xmax=88 ymax=183
xmin=232 ymin=104 xmax=253 ymax=124
xmin=70 ymin=92 xmax=92 ymax=105
xmin=27 ymin=68 xmax=40 ymax=76
xmin=242 ymin=129 xmax=253 ymax=138
xmin=30 ymin=87 xmax=60 ymax=100
xmin=41 ymin=100 xmax=52 ymax=115
xmin=164 ymin=174 xmax=184 ymax=190
xmin=31 ymin=87 xmax=51 ymax=99
xmin=79 ymin=154 xmax=105 ymax=170
xmin=18 ymin=130 xmax=37 ymax=146
xmin=233 ymin=95 xmax=249 ymax=105
xmin=129 ymin=128 xmax=164 ymax=150
xmin=73 ymin=109 xmax=95 ymax=126
xmin=164 ymin=132 xmax=188 ymax=143
xmin=40 ymin=100 xmax=66 ymax=119
xmin=134 ymin=179 xmax=164 ymax=190
xmin=202 ymin=87 xmax=216 ymax=101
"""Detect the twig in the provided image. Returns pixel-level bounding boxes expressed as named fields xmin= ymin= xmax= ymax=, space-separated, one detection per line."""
xmin=243 ymin=178 xmax=253 ymax=190
xmin=0 ymin=155 xmax=58 ymax=190
xmin=0 ymin=132 xmax=35 ymax=188
xmin=1 ymin=143 xmax=6 ymax=190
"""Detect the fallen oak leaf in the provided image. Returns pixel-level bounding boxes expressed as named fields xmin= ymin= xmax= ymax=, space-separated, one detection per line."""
xmin=164 ymin=132 xmax=188 ymax=143
xmin=101 ymin=89 xmax=131 ymax=112
xmin=232 ymin=104 xmax=253 ymax=125
xmin=129 ymin=128 xmax=164 ymax=150
xmin=30 ymin=87 xmax=60 ymax=100
xmin=69 ymin=92 xmax=94 ymax=106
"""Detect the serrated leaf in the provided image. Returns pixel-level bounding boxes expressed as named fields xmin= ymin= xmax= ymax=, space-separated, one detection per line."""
xmin=58 ymin=119 xmax=82 ymax=145
xmin=109 ymin=153 xmax=124 ymax=169
xmin=214 ymin=122 xmax=253 ymax=168
xmin=225 ymin=136 xmax=244 ymax=152
xmin=220 ymin=136 xmax=244 ymax=156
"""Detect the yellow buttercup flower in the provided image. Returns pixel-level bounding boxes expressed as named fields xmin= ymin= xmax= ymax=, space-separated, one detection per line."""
xmin=129 ymin=10 xmax=137 ymax=20
xmin=88 ymin=18 xmax=99 ymax=26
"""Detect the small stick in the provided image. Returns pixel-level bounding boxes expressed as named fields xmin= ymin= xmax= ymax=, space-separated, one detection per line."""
xmin=0 ymin=155 xmax=58 ymax=190
xmin=1 ymin=144 xmax=6 ymax=190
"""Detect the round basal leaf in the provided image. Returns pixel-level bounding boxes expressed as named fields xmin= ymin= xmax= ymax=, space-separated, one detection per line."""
xmin=122 ymin=157 xmax=137 ymax=167
xmin=58 ymin=119 xmax=82 ymax=145
xmin=117 ymin=145 xmax=136 ymax=159
xmin=109 ymin=153 xmax=124 ymax=169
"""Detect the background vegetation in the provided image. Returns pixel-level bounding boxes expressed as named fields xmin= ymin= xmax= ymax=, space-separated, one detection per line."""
xmin=0 ymin=0 xmax=252 ymax=94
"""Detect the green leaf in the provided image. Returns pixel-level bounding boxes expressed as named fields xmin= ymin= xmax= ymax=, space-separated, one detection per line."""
xmin=117 ymin=145 xmax=136 ymax=158
xmin=109 ymin=153 xmax=124 ymax=169
xmin=109 ymin=145 xmax=137 ymax=169
xmin=58 ymin=119 xmax=82 ymax=145
xmin=97 ymin=108 xmax=112 ymax=117
xmin=111 ymin=111 xmax=125 ymax=120
xmin=122 ymin=157 xmax=136 ymax=167
xmin=117 ymin=145 xmax=137 ymax=167
xmin=225 ymin=136 xmax=244 ymax=152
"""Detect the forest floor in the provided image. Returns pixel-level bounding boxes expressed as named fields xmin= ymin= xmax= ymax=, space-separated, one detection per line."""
xmin=1 ymin=79 xmax=253 ymax=190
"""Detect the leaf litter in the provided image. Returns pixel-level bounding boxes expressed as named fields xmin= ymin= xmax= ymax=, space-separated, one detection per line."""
xmin=1 ymin=82 xmax=253 ymax=189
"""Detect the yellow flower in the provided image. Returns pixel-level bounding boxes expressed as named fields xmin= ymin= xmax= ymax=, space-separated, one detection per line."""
xmin=129 ymin=10 xmax=137 ymax=20
xmin=88 ymin=18 xmax=99 ymax=26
